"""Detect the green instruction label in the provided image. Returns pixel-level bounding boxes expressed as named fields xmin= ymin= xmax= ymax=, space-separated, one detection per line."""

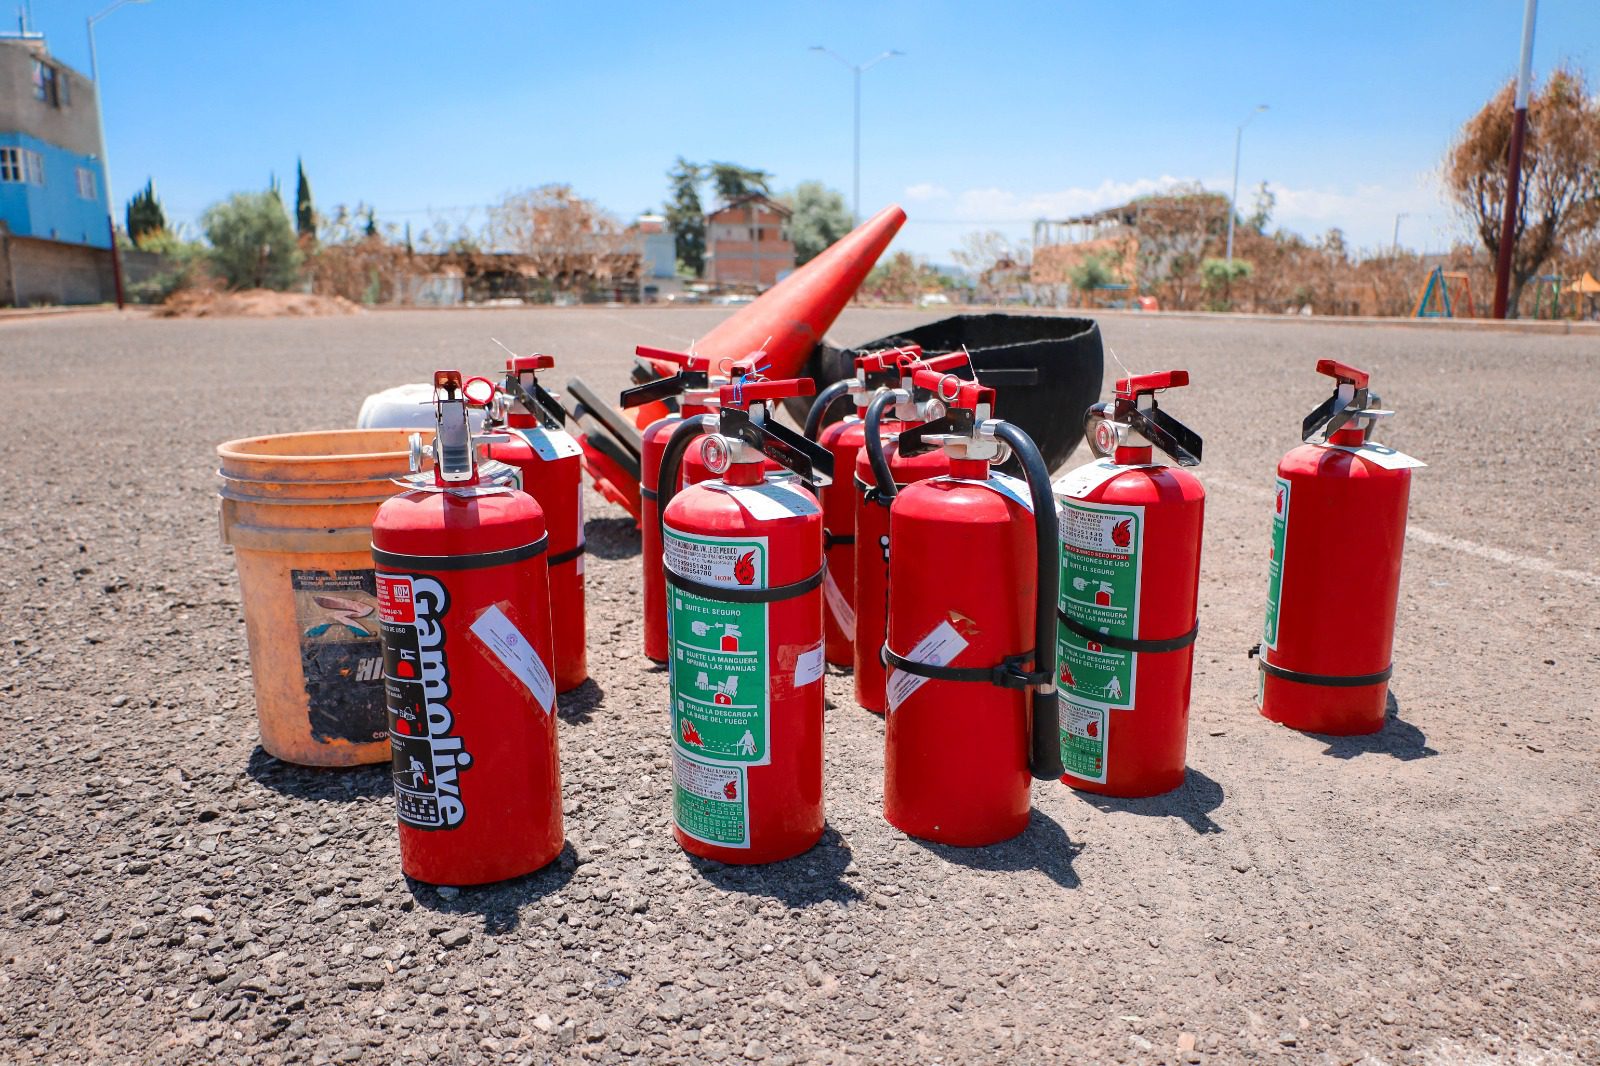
xmin=1262 ymin=477 xmax=1290 ymax=650
xmin=1059 ymin=697 xmax=1108 ymax=784
xmin=665 ymin=530 xmax=770 ymax=765
xmin=672 ymin=749 xmax=749 ymax=848
xmin=1056 ymin=500 xmax=1143 ymax=710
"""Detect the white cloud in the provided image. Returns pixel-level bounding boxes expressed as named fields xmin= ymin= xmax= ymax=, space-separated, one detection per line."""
xmin=903 ymin=182 xmax=950 ymax=202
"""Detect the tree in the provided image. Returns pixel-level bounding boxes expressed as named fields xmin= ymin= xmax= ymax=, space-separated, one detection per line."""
xmin=1246 ymin=181 xmax=1275 ymax=234
xmin=200 ymin=190 xmax=303 ymax=290
xmin=363 ymin=208 xmax=379 ymax=239
xmin=1445 ymin=66 xmax=1600 ymax=316
xmin=708 ymin=162 xmax=771 ymax=205
xmin=295 ymin=159 xmax=315 ymax=239
xmin=953 ymin=230 xmax=1030 ymax=299
xmin=486 ymin=184 xmax=637 ymax=293
xmin=781 ymin=182 xmax=852 ymax=264
xmin=1068 ymin=253 xmax=1115 ymax=292
xmin=664 ymin=158 xmax=706 ymax=277
xmin=125 ymin=178 xmax=166 ymax=243
xmin=1200 ymin=257 xmax=1252 ymax=310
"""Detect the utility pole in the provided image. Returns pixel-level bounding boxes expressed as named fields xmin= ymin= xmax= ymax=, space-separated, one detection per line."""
xmin=1392 ymin=212 xmax=1408 ymax=255
xmin=809 ymin=46 xmax=905 ymax=227
xmin=87 ymin=0 xmax=149 ymax=311
xmin=1225 ymin=105 xmax=1269 ymax=265
xmin=1492 ymin=0 xmax=1538 ymax=319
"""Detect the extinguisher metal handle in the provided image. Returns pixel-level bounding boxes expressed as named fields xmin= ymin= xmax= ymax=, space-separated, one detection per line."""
xmin=1115 ymin=370 xmax=1188 ymax=399
xmin=717 ymin=376 xmax=816 ymax=408
xmin=908 ymin=366 xmax=992 ymax=410
xmin=718 ymin=407 xmax=836 ymax=487
xmin=852 ymin=345 xmax=924 ymax=374
xmin=621 ymin=371 xmax=701 ymax=409
xmin=1315 ymin=359 xmax=1370 ymax=389
xmin=501 ymin=370 xmax=568 ymax=430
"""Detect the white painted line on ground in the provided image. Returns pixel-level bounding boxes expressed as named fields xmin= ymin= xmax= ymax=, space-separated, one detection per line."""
xmin=1205 ymin=474 xmax=1600 ymax=589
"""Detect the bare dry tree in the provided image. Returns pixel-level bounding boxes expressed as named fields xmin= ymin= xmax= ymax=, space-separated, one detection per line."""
xmin=1444 ymin=66 xmax=1600 ymax=315
xmin=486 ymin=185 xmax=638 ymax=294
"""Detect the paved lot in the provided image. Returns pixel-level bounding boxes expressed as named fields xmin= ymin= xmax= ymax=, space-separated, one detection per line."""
xmin=1 ymin=306 xmax=1596 ymax=1065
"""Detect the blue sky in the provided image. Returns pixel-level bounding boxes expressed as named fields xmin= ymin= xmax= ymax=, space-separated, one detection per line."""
xmin=24 ymin=0 xmax=1600 ymax=261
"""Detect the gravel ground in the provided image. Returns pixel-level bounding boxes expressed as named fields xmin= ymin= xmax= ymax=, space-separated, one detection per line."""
xmin=1 ymin=307 xmax=1596 ymax=1065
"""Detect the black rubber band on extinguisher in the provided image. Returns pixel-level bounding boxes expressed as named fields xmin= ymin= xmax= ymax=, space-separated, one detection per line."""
xmin=549 ymin=542 xmax=587 ymax=568
xmin=639 ymin=487 xmax=659 ymax=502
xmin=371 ymin=534 xmax=548 ymax=572
xmin=823 ymin=529 xmax=855 ymax=549
xmin=1248 ymin=644 xmax=1393 ymax=687
xmin=664 ymin=563 xmax=825 ymax=604
xmin=1058 ymin=610 xmax=1200 ymax=653
xmin=882 ymin=644 xmax=1050 ymax=691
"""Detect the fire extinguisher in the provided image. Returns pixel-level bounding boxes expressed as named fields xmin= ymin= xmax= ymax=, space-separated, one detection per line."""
xmin=622 ymin=345 xmax=728 ymax=663
xmin=802 ymin=349 xmax=916 ymax=668
xmin=881 ymin=366 xmax=1063 ymax=845
xmin=1252 ymin=359 xmax=1424 ymax=735
xmin=656 ymin=371 xmax=835 ymax=863
xmin=1056 ymin=370 xmax=1205 ymax=799
xmin=371 ymin=371 xmax=563 ymax=885
xmin=855 ymin=348 xmax=977 ymax=714
xmin=486 ymin=352 xmax=587 ymax=693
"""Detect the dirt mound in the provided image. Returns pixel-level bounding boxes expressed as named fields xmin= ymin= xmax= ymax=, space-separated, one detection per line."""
xmin=153 ymin=288 xmax=364 ymax=318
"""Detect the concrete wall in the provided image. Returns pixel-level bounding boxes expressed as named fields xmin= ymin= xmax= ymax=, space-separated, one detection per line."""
xmin=0 ymin=229 xmax=113 ymax=305
xmin=0 ymin=39 xmax=102 ymax=158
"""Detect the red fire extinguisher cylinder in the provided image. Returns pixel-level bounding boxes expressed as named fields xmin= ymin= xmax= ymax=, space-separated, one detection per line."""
xmin=853 ymin=349 xmax=975 ymax=714
xmin=1256 ymin=360 xmax=1420 ymax=735
xmin=882 ymin=371 xmax=1062 ymax=846
xmin=373 ymin=372 xmax=564 ymax=886
xmin=657 ymin=372 xmax=832 ymax=864
xmin=488 ymin=353 xmax=588 ymax=693
xmin=1057 ymin=370 xmax=1205 ymax=800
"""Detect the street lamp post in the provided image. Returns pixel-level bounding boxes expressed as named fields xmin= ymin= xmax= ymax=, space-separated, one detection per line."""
xmin=87 ymin=0 xmax=149 ymax=310
xmin=809 ymin=46 xmax=904 ymax=227
xmin=1392 ymin=212 xmax=1408 ymax=255
xmin=1225 ymin=104 xmax=1269 ymax=265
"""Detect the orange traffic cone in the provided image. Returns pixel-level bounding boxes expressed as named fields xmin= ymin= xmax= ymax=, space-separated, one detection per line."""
xmin=571 ymin=204 xmax=904 ymax=521
xmin=689 ymin=204 xmax=905 ymax=378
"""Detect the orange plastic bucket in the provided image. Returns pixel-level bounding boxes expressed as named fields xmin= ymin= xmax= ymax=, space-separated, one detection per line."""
xmin=218 ymin=429 xmax=421 ymax=766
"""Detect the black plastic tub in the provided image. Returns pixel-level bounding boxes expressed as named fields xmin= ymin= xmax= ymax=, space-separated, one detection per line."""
xmin=797 ymin=314 xmax=1105 ymax=472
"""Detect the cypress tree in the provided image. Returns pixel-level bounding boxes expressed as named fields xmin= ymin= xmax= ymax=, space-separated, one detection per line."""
xmin=295 ymin=159 xmax=315 ymax=239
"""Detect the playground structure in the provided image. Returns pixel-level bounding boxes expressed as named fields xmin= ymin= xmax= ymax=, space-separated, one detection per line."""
xmin=1413 ymin=267 xmax=1476 ymax=319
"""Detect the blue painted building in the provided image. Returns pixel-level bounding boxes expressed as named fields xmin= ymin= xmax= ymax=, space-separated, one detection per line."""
xmin=0 ymin=31 xmax=116 ymax=305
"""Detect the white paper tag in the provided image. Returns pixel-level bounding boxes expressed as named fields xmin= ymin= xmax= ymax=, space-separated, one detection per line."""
xmin=823 ymin=570 xmax=856 ymax=641
xmin=469 ymin=605 xmax=555 ymax=714
xmin=1053 ymin=458 xmax=1151 ymax=500
xmin=885 ymin=620 xmax=970 ymax=714
xmin=794 ymin=642 xmax=825 ymax=687
xmin=512 ymin=425 xmax=583 ymax=461
xmin=708 ymin=479 xmax=821 ymax=520
xmin=941 ymin=471 xmax=1034 ymax=512
xmin=1327 ymin=442 xmax=1427 ymax=470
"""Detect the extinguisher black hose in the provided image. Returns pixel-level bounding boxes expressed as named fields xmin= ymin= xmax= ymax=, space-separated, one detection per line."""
xmin=992 ymin=420 xmax=1064 ymax=781
xmin=803 ymin=378 xmax=853 ymax=441
xmin=655 ymin=415 xmax=711 ymax=543
xmin=863 ymin=390 xmax=898 ymax=503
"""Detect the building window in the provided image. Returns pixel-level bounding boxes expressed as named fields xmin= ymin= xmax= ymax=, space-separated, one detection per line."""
xmin=0 ymin=147 xmax=45 ymax=185
xmin=76 ymin=166 xmax=97 ymax=200
xmin=32 ymin=60 xmax=63 ymax=108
